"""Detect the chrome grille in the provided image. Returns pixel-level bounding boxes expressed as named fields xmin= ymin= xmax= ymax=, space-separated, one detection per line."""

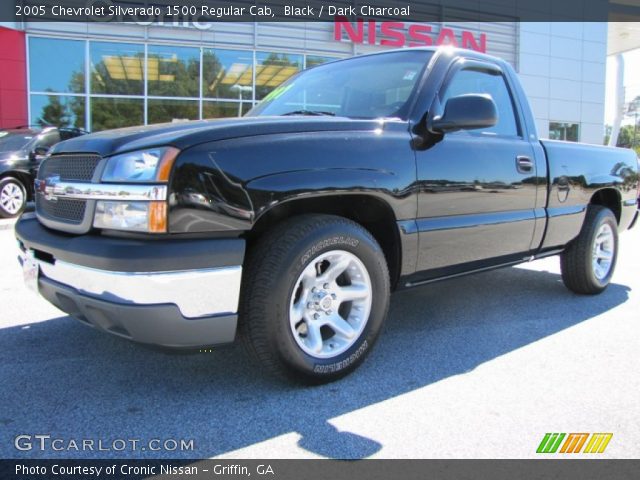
xmin=36 ymin=196 xmax=86 ymax=224
xmin=38 ymin=154 xmax=101 ymax=182
xmin=36 ymin=154 xmax=101 ymax=229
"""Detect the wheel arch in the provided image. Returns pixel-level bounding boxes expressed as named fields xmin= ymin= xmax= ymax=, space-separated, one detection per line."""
xmin=589 ymin=187 xmax=621 ymax=225
xmin=246 ymin=194 xmax=402 ymax=289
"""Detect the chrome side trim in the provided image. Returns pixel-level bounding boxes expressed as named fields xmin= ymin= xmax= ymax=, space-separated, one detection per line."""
xmin=35 ymin=258 xmax=242 ymax=319
xmin=35 ymin=180 xmax=167 ymax=202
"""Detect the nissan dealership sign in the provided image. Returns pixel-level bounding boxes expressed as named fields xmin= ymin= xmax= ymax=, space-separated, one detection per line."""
xmin=334 ymin=19 xmax=487 ymax=52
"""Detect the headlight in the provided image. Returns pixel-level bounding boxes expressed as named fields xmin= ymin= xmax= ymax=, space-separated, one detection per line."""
xmin=93 ymin=201 xmax=167 ymax=233
xmin=101 ymin=147 xmax=179 ymax=183
xmin=94 ymin=147 xmax=178 ymax=233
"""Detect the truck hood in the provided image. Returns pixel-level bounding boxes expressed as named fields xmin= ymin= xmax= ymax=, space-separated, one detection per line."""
xmin=50 ymin=116 xmax=389 ymax=157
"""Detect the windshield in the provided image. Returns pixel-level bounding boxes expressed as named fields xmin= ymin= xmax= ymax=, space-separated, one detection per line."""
xmin=248 ymin=50 xmax=433 ymax=119
xmin=0 ymin=132 xmax=33 ymax=153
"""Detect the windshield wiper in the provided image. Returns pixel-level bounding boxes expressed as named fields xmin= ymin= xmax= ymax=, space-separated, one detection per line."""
xmin=281 ymin=110 xmax=335 ymax=116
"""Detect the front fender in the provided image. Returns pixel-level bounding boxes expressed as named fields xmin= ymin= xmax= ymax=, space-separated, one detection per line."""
xmin=246 ymin=168 xmax=406 ymax=221
xmin=169 ymin=125 xmax=417 ymax=234
xmin=0 ymin=163 xmax=21 ymax=176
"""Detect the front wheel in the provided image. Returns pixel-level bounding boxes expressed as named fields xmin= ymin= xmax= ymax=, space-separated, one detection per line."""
xmin=240 ymin=214 xmax=390 ymax=383
xmin=0 ymin=177 xmax=27 ymax=218
xmin=561 ymin=205 xmax=618 ymax=295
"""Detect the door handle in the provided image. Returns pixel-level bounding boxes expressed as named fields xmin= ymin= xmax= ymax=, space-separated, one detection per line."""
xmin=516 ymin=156 xmax=534 ymax=174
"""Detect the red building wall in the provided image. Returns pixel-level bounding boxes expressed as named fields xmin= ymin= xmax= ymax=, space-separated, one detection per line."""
xmin=0 ymin=26 xmax=28 ymax=128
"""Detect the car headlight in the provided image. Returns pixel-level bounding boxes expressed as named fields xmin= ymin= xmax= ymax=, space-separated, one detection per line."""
xmin=93 ymin=200 xmax=167 ymax=233
xmin=94 ymin=147 xmax=178 ymax=233
xmin=101 ymin=147 xmax=179 ymax=183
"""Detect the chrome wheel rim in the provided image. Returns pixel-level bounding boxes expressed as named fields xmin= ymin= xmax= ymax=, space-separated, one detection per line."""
xmin=0 ymin=182 xmax=24 ymax=215
xmin=289 ymin=249 xmax=372 ymax=359
xmin=592 ymin=223 xmax=614 ymax=280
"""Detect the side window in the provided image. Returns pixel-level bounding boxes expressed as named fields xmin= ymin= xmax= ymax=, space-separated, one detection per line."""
xmin=441 ymin=68 xmax=519 ymax=137
xmin=59 ymin=129 xmax=82 ymax=141
xmin=59 ymin=129 xmax=73 ymax=141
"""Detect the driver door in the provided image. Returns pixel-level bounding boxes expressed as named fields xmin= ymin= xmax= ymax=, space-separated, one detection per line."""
xmin=414 ymin=60 xmax=539 ymax=274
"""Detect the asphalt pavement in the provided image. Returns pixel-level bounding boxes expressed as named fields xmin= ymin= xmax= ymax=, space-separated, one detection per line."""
xmin=0 ymin=220 xmax=638 ymax=459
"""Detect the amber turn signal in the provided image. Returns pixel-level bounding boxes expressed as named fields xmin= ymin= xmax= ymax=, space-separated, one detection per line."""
xmin=148 ymin=201 xmax=168 ymax=233
xmin=156 ymin=147 xmax=180 ymax=182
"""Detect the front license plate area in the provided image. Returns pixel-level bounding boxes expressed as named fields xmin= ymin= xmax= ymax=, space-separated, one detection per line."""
xmin=22 ymin=251 xmax=39 ymax=294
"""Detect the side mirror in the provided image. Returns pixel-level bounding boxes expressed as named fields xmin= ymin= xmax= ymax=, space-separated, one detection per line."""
xmin=30 ymin=146 xmax=49 ymax=161
xmin=429 ymin=94 xmax=498 ymax=134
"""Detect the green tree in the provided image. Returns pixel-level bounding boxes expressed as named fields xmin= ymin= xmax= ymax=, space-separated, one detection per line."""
xmin=88 ymin=52 xmax=146 ymax=131
xmin=604 ymin=124 xmax=640 ymax=156
xmin=148 ymin=53 xmax=200 ymax=97
xmin=68 ymin=71 xmax=86 ymax=128
xmin=616 ymin=125 xmax=635 ymax=148
xmin=91 ymin=97 xmax=144 ymax=131
xmin=146 ymin=52 xmax=201 ymax=124
xmin=624 ymin=96 xmax=640 ymax=153
xmin=36 ymin=95 xmax=70 ymax=127
xmin=202 ymin=50 xmax=249 ymax=100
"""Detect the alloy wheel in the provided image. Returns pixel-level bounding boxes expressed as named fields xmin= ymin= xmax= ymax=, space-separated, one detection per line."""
xmin=289 ymin=249 xmax=372 ymax=359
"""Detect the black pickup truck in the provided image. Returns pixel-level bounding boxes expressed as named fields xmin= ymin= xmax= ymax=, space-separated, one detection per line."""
xmin=16 ymin=48 xmax=639 ymax=383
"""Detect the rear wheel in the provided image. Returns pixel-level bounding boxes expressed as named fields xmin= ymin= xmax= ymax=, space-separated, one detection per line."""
xmin=240 ymin=214 xmax=390 ymax=383
xmin=0 ymin=177 xmax=27 ymax=218
xmin=561 ymin=205 xmax=618 ymax=295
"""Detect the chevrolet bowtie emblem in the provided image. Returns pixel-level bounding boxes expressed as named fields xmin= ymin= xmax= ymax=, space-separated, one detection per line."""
xmin=35 ymin=175 xmax=60 ymax=202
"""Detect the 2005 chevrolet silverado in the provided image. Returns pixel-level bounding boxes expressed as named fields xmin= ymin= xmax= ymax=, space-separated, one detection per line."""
xmin=16 ymin=48 xmax=639 ymax=382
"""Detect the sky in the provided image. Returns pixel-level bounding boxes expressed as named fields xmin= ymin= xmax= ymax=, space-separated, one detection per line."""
xmin=605 ymin=48 xmax=640 ymax=126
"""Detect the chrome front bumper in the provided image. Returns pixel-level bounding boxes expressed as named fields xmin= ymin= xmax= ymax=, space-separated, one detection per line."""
xmin=16 ymin=215 xmax=245 ymax=347
xmin=19 ymin=251 xmax=242 ymax=348
xmin=35 ymin=258 xmax=242 ymax=319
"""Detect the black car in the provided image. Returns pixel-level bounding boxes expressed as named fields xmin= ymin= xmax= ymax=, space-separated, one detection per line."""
xmin=0 ymin=126 xmax=87 ymax=218
xmin=14 ymin=48 xmax=640 ymax=383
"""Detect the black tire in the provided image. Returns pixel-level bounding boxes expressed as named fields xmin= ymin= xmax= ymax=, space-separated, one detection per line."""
xmin=560 ymin=205 xmax=618 ymax=295
xmin=0 ymin=177 xmax=27 ymax=219
xmin=239 ymin=214 xmax=390 ymax=383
